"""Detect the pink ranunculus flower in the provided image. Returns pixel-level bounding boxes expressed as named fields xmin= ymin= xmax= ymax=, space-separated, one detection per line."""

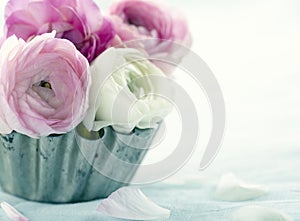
xmin=109 ymin=0 xmax=192 ymax=74
xmin=4 ymin=0 xmax=115 ymax=62
xmin=0 ymin=32 xmax=90 ymax=138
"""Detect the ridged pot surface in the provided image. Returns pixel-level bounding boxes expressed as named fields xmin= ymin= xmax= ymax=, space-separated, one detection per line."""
xmin=0 ymin=126 xmax=157 ymax=203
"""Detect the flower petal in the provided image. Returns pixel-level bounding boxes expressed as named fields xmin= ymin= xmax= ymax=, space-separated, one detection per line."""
xmin=215 ymin=173 xmax=269 ymax=201
xmin=0 ymin=202 xmax=30 ymax=221
xmin=97 ymin=187 xmax=170 ymax=220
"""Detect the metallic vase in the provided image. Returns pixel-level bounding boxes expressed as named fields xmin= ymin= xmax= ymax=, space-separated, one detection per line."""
xmin=0 ymin=126 xmax=158 ymax=203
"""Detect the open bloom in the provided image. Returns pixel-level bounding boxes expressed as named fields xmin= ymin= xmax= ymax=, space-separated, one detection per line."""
xmin=109 ymin=0 xmax=192 ymax=74
xmin=4 ymin=0 xmax=115 ymax=62
xmin=83 ymin=47 xmax=173 ymax=134
xmin=0 ymin=32 xmax=90 ymax=138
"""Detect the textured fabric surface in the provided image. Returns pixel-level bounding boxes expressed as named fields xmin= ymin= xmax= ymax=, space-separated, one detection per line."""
xmin=0 ymin=182 xmax=299 ymax=221
xmin=0 ymin=145 xmax=299 ymax=221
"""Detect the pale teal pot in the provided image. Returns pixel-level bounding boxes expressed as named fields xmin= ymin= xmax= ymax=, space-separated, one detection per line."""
xmin=0 ymin=126 xmax=158 ymax=203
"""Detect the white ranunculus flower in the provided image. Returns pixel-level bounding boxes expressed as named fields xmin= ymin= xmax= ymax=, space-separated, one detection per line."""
xmin=83 ymin=47 xmax=173 ymax=134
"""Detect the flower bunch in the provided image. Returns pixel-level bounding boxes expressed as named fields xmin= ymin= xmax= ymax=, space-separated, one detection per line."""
xmin=0 ymin=0 xmax=191 ymax=138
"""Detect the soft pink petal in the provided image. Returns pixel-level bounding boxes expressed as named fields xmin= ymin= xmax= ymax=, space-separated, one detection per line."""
xmin=97 ymin=187 xmax=170 ymax=220
xmin=0 ymin=202 xmax=30 ymax=221
xmin=5 ymin=0 xmax=29 ymax=18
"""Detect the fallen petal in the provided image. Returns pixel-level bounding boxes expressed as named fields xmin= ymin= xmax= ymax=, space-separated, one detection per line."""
xmin=97 ymin=187 xmax=170 ymax=220
xmin=230 ymin=205 xmax=294 ymax=221
xmin=216 ymin=173 xmax=268 ymax=201
xmin=0 ymin=202 xmax=30 ymax=221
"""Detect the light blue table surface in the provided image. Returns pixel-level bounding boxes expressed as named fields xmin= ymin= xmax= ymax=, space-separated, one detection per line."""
xmin=1 ymin=144 xmax=299 ymax=221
